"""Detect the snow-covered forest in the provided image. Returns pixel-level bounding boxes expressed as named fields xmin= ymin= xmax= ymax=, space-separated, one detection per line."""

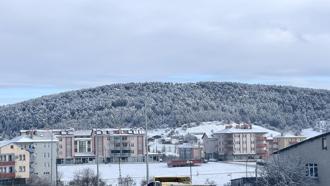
xmin=1 ymin=82 xmax=330 ymax=137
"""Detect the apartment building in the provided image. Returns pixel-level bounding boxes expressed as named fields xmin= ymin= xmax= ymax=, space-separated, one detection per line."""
xmin=213 ymin=124 xmax=267 ymax=161
xmin=13 ymin=130 xmax=58 ymax=185
xmin=272 ymin=135 xmax=306 ymax=151
xmin=98 ymin=128 xmax=145 ymax=162
xmin=265 ymin=135 xmax=306 ymax=157
xmin=57 ymin=129 xmax=95 ymax=164
xmin=54 ymin=128 xmax=145 ymax=164
xmin=0 ymin=141 xmax=30 ymax=184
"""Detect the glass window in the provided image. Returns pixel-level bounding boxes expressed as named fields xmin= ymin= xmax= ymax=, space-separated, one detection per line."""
xmin=322 ymin=137 xmax=327 ymax=150
xmin=306 ymin=163 xmax=318 ymax=178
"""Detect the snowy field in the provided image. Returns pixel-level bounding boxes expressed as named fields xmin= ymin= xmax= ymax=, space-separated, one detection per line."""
xmin=59 ymin=162 xmax=256 ymax=186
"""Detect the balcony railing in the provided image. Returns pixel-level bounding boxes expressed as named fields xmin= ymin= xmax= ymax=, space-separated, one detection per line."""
xmin=0 ymin=173 xmax=15 ymax=179
xmin=256 ymin=144 xmax=267 ymax=148
xmin=0 ymin=161 xmax=15 ymax=166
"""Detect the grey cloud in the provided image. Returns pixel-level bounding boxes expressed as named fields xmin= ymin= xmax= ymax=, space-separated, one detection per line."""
xmin=0 ymin=0 xmax=330 ymax=89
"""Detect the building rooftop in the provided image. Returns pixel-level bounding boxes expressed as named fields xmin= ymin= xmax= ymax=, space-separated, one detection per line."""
xmin=74 ymin=130 xmax=92 ymax=136
xmin=214 ymin=128 xmax=268 ymax=134
xmin=10 ymin=135 xmax=58 ymax=143
xmin=0 ymin=140 xmax=12 ymax=148
xmin=178 ymin=143 xmax=202 ymax=149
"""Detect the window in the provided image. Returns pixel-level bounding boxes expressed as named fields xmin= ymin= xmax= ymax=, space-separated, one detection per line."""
xmin=10 ymin=145 xmax=14 ymax=149
xmin=306 ymin=163 xmax=318 ymax=178
xmin=23 ymin=154 xmax=25 ymax=161
xmin=322 ymin=137 xmax=327 ymax=150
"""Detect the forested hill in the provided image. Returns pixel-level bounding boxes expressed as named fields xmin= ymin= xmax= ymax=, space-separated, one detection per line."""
xmin=1 ymin=82 xmax=330 ymax=137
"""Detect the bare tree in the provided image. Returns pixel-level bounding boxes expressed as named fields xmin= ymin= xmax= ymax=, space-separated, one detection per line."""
xmin=258 ymin=155 xmax=317 ymax=186
xmin=119 ymin=175 xmax=136 ymax=186
xmin=26 ymin=175 xmax=51 ymax=186
xmin=69 ymin=168 xmax=106 ymax=186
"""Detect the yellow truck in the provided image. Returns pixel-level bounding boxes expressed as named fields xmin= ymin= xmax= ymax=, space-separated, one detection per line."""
xmin=148 ymin=176 xmax=191 ymax=186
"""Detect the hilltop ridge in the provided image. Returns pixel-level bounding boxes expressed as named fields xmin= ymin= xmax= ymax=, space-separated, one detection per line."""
xmin=1 ymin=82 xmax=330 ymax=137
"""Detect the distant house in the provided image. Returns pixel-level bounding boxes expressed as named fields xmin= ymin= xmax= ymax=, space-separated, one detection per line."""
xmin=202 ymin=133 xmax=218 ymax=160
xmin=177 ymin=143 xmax=202 ymax=160
xmin=273 ymin=132 xmax=330 ymax=186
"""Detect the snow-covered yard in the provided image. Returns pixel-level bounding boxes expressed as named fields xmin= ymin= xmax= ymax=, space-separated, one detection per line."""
xmin=59 ymin=162 xmax=257 ymax=186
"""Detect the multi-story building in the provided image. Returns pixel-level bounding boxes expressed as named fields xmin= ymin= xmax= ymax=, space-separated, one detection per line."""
xmin=54 ymin=128 xmax=145 ymax=164
xmin=0 ymin=141 xmax=30 ymax=184
xmin=12 ymin=130 xmax=58 ymax=185
xmin=177 ymin=143 xmax=202 ymax=160
xmin=272 ymin=135 xmax=306 ymax=152
xmin=213 ymin=124 xmax=267 ymax=161
xmin=98 ymin=128 xmax=145 ymax=162
xmin=265 ymin=135 xmax=306 ymax=157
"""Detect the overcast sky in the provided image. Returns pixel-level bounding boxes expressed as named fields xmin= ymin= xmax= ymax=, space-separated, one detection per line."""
xmin=1 ymin=0 xmax=330 ymax=105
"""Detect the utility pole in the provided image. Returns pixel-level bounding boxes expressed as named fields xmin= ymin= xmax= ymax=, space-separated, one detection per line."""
xmin=189 ymin=160 xmax=192 ymax=183
xmin=119 ymin=156 xmax=122 ymax=185
xmin=96 ymin=130 xmax=99 ymax=186
xmin=118 ymin=128 xmax=122 ymax=186
xmin=50 ymin=129 xmax=54 ymax=186
xmin=246 ymin=156 xmax=248 ymax=178
xmin=255 ymin=160 xmax=258 ymax=184
xmin=145 ymin=103 xmax=150 ymax=185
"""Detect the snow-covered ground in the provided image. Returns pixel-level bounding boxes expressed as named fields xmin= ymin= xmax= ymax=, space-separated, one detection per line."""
xmin=59 ymin=162 xmax=257 ymax=186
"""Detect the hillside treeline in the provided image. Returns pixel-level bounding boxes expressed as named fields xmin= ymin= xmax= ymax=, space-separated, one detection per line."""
xmin=1 ymin=82 xmax=330 ymax=137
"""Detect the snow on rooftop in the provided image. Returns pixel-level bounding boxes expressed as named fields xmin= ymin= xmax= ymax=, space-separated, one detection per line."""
xmin=214 ymin=128 xmax=268 ymax=134
xmin=10 ymin=135 xmax=58 ymax=143
xmin=301 ymin=128 xmax=322 ymax=139
xmin=74 ymin=130 xmax=92 ymax=136
xmin=149 ymin=121 xmax=280 ymax=138
xmin=0 ymin=140 xmax=12 ymax=148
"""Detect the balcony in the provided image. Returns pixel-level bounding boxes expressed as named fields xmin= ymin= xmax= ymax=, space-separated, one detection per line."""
xmin=0 ymin=161 xmax=15 ymax=166
xmin=256 ymin=144 xmax=267 ymax=148
xmin=256 ymin=137 xmax=266 ymax=141
xmin=0 ymin=173 xmax=15 ymax=179
xmin=256 ymin=150 xmax=268 ymax=154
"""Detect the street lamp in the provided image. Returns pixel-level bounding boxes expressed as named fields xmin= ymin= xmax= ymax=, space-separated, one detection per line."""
xmin=245 ymin=155 xmax=254 ymax=178
xmin=186 ymin=160 xmax=193 ymax=183
xmin=95 ymin=129 xmax=103 ymax=186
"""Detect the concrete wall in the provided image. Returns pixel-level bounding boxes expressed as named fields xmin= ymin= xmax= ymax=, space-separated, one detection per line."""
xmin=276 ymin=134 xmax=330 ymax=186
